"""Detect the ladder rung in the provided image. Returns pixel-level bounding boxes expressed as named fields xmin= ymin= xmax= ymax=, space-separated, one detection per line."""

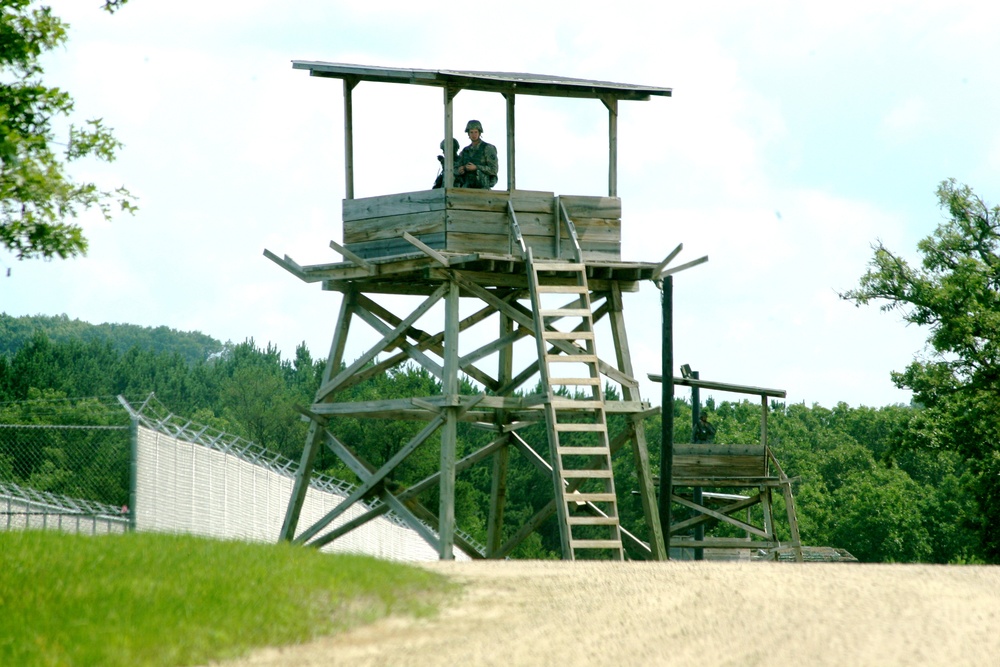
xmin=561 ymin=469 xmax=613 ymax=478
xmin=540 ymin=307 xmax=590 ymax=317
xmin=570 ymin=539 xmax=623 ymax=550
xmin=534 ymin=261 xmax=587 ymax=273
xmin=545 ymin=353 xmax=598 ymax=364
xmin=557 ymin=446 xmax=609 ymax=457
xmin=550 ymin=399 xmax=604 ymax=410
xmin=536 ymin=285 xmax=588 ymax=294
xmin=568 ymin=516 xmax=619 ymax=525
xmin=565 ymin=492 xmax=617 ymax=503
xmin=542 ymin=331 xmax=594 ymax=340
xmin=554 ymin=422 xmax=606 ymax=432
xmin=548 ymin=377 xmax=601 ymax=386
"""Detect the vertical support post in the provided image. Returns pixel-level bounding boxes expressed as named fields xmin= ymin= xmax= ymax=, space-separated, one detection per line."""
xmin=691 ymin=370 xmax=704 ymax=560
xmin=439 ymin=278 xmax=460 ymax=559
xmin=553 ymin=195 xmax=561 ymax=259
xmin=128 ymin=416 xmax=138 ymax=532
xmin=659 ymin=276 xmax=673 ymax=557
xmin=605 ymin=96 xmax=619 ymax=197
xmin=760 ymin=395 xmax=768 ymax=449
xmin=505 ymin=92 xmax=516 ymax=191
xmin=443 ymin=87 xmax=456 ymax=191
xmin=280 ymin=289 xmax=356 ymax=542
xmin=487 ymin=309 xmax=513 ymax=557
xmin=608 ymin=283 xmax=666 ymax=560
xmin=343 ymin=77 xmax=358 ymax=200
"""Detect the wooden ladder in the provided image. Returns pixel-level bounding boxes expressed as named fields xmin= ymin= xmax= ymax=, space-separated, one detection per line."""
xmin=526 ymin=250 xmax=624 ymax=560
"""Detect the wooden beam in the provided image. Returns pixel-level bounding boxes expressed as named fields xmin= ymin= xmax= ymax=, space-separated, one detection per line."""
xmin=608 ymin=282 xmax=665 ymax=559
xmin=279 ymin=291 xmax=356 ymax=542
xmin=602 ymin=95 xmax=618 ymax=197
xmin=439 ymin=279 xmax=460 ymax=559
xmin=351 ymin=302 xmax=444 ymax=380
xmin=263 ymin=249 xmax=315 ymax=282
xmin=653 ymin=243 xmax=683 ymax=277
xmin=293 ymin=414 xmax=445 ymax=545
xmin=670 ymin=493 xmax=770 ymax=539
xmin=329 ymin=239 xmax=374 ymax=273
xmin=648 ymin=375 xmax=787 ymax=399
xmin=505 ymin=92 xmax=515 ymax=191
xmin=444 ymin=86 xmax=455 ymax=192
xmin=403 ymin=231 xmax=450 ymax=266
xmin=452 ymin=272 xmax=637 ymax=387
xmin=344 ymin=76 xmax=358 ymax=199
xmin=657 ymin=255 xmax=708 ymax=279
xmin=315 ymin=283 xmax=448 ymax=402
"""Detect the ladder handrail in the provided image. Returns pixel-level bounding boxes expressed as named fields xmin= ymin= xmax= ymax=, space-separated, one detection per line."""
xmin=507 ymin=200 xmax=527 ymax=259
xmin=558 ymin=199 xmax=584 ymax=263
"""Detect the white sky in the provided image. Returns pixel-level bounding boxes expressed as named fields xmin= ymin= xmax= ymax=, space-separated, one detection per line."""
xmin=3 ymin=0 xmax=998 ymax=409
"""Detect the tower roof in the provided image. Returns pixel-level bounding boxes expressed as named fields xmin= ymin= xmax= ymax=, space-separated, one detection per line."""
xmin=292 ymin=61 xmax=672 ymax=101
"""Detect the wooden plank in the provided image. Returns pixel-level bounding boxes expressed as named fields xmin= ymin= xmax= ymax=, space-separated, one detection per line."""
xmin=446 ymin=210 xmax=550 ymax=235
xmin=672 ymin=454 xmax=767 ymax=478
xmin=328 ymin=239 xmax=373 ymax=272
xmin=445 ymin=189 xmax=555 ymax=213
xmin=570 ymin=539 xmax=623 ymax=549
xmin=344 ymin=210 xmax=447 ymax=244
xmin=669 ymin=538 xmax=778 ymax=550
xmin=564 ymin=492 xmax=616 ymax=503
xmin=343 ymin=189 xmax=447 ymax=221
xmin=674 ymin=444 xmax=765 ymax=457
xmin=403 ymin=231 xmax=450 ymax=266
xmin=345 ymin=233 xmax=447 ymax=260
xmin=560 ymin=195 xmax=622 ymax=219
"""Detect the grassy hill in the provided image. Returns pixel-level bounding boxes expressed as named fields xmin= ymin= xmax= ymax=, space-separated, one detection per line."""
xmin=0 ymin=531 xmax=453 ymax=667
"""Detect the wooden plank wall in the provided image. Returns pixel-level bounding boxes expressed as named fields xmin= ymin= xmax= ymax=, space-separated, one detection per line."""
xmin=671 ymin=444 xmax=768 ymax=479
xmin=343 ymin=189 xmax=622 ymax=261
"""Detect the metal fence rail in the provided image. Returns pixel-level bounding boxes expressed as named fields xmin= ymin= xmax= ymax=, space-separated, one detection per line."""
xmin=0 ymin=479 xmax=129 ymax=533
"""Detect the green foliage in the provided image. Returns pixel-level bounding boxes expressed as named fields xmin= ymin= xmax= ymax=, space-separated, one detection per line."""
xmin=1 ymin=315 xmax=992 ymax=563
xmin=0 ymin=530 xmax=451 ymax=667
xmin=0 ymin=0 xmax=136 ymax=260
xmin=0 ymin=313 xmax=223 ymax=364
xmin=843 ymin=179 xmax=1000 ymax=560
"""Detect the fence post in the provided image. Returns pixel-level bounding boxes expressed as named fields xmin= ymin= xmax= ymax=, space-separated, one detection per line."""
xmin=129 ymin=416 xmax=138 ymax=533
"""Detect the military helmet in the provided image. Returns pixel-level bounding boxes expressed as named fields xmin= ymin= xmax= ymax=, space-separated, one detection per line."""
xmin=440 ymin=138 xmax=460 ymax=153
xmin=465 ymin=119 xmax=483 ymax=133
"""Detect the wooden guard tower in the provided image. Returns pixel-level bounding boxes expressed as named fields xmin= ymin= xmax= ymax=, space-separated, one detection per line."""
xmin=266 ymin=62 xmax=797 ymax=563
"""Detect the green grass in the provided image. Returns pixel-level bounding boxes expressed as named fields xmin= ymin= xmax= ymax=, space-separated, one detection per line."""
xmin=0 ymin=531 xmax=455 ymax=667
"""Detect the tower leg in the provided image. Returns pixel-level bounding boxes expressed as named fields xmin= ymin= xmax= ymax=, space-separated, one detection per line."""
xmin=609 ymin=284 xmax=667 ymax=560
xmin=487 ymin=311 xmax=514 ymax=557
xmin=439 ymin=279 xmax=460 ymax=559
xmin=280 ymin=289 xmax=356 ymax=542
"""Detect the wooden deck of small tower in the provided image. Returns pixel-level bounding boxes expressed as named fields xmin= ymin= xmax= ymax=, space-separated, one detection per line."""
xmin=269 ymin=62 xmax=681 ymax=560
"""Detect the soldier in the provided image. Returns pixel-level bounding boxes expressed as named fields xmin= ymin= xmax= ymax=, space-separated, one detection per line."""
xmin=455 ymin=119 xmax=498 ymax=189
xmin=694 ymin=413 xmax=716 ymax=444
xmin=433 ymin=138 xmax=460 ymax=189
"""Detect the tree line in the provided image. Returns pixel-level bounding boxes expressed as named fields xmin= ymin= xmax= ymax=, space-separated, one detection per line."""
xmin=0 ymin=311 xmax=991 ymax=563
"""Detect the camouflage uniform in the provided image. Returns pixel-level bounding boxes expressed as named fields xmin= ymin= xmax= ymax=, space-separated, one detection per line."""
xmin=433 ymin=138 xmax=460 ymax=189
xmin=455 ymin=139 xmax=498 ymax=189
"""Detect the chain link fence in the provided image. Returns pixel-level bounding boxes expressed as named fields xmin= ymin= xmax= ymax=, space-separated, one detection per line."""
xmin=0 ymin=394 xmax=483 ymax=560
xmin=0 ymin=397 xmax=133 ymax=533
